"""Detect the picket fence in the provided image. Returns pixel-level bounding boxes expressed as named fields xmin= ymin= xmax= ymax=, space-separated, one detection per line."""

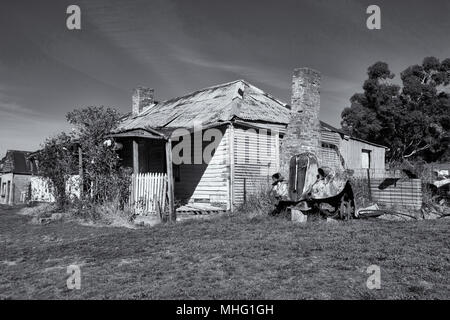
xmin=130 ymin=173 xmax=168 ymax=215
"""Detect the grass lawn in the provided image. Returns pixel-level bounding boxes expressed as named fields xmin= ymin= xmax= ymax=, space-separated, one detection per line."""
xmin=0 ymin=205 xmax=449 ymax=299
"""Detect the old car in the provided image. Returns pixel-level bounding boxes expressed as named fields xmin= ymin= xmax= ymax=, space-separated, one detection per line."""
xmin=286 ymin=152 xmax=355 ymax=219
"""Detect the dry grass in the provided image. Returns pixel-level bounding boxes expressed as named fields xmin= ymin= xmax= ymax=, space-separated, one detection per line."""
xmin=0 ymin=206 xmax=449 ymax=300
xmin=18 ymin=203 xmax=58 ymax=217
xmin=93 ymin=201 xmax=136 ymax=228
xmin=16 ymin=201 xmax=136 ymax=228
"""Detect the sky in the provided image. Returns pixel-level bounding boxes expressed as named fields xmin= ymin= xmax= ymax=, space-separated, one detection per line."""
xmin=0 ymin=0 xmax=449 ymax=157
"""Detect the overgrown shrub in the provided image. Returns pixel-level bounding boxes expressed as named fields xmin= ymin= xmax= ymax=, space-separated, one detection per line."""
xmin=67 ymin=198 xmax=135 ymax=227
xmin=236 ymin=181 xmax=275 ymax=217
xmin=83 ymin=167 xmax=133 ymax=208
xmin=35 ymin=133 xmax=78 ymax=210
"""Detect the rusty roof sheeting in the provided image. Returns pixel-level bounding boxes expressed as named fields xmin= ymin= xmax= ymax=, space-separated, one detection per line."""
xmin=116 ymin=80 xmax=291 ymax=133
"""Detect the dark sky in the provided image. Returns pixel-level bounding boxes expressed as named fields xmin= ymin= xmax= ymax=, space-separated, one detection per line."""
xmin=0 ymin=0 xmax=449 ymax=156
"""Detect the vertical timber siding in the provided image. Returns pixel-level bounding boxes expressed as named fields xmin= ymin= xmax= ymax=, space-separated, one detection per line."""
xmin=340 ymin=138 xmax=386 ymax=176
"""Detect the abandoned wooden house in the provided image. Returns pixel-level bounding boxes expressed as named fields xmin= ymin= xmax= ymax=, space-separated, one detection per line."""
xmin=112 ymin=68 xmax=387 ymax=214
xmin=0 ymin=150 xmax=37 ymax=205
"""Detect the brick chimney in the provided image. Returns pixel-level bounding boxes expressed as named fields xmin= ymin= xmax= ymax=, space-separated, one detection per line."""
xmin=280 ymin=68 xmax=321 ymax=175
xmin=132 ymin=87 xmax=154 ymax=116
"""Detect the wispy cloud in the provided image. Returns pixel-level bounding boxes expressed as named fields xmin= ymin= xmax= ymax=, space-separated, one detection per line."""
xmin=0 ymin=91 xmax=39 ymax=118
xmin=0 ymin=90 xmax=68 ymax=157
xmin=167 ymin=40 xmax=290 ymax=92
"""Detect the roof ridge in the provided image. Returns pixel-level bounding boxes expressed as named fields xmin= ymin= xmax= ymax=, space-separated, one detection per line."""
xmin=242 ymin=81 xmax=289 ymax=107
xmin=135 ymin=79 xmax=289 ymax=119
xmin=118 ymin=79 xmax=292 ymax=131
xmin=133 ymin=80 xmax=245 ymax=118
xmin=5 ymin=149 xmax=32 ymax=153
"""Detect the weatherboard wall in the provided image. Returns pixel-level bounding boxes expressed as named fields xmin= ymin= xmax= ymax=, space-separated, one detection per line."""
xmin=232 ymin=124 xmax=280 ymax=206
xmin=173 ymin=126 xmax=230 ymax=208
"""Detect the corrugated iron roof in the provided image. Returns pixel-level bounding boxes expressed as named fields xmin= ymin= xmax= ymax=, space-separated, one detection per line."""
xmin=320 ymin=121 xmax=388 ymax=148
xmin=116 ymin=80 xmax=291 ymax=134
xmin=116 ymin=79 xmax=387 ymax=148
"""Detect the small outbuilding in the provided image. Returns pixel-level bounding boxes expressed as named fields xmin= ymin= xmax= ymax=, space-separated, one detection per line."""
xmin=0 ymin=150 xmax=37 ymax=205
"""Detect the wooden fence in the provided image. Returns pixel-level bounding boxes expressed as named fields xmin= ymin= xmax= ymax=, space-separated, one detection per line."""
xmin=130 ymin=173 xmax=167 ymax=215
xmin=369 ymin=178 xmax=422 ymax=210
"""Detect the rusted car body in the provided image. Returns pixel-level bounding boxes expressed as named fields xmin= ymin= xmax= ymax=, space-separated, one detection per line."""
xmin=286 ymin=152 xmax=355 ymax=219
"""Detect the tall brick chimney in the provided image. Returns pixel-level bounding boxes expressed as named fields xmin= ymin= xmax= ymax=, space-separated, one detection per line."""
xmin=132 ymin=87 xmax=154 ymax=116
xmin=280 ymin=67 xmax=321 ymax=175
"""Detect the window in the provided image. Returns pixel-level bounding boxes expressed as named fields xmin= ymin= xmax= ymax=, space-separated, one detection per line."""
xmin=322 ymin=142 xmax=338 ymax=150
xmin=361 ymin=149 xmax=371 ymax=169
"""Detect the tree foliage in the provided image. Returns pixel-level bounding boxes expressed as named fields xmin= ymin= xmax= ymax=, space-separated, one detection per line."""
xmin=68 ymin=107 xmax=131 ymax=206
xmin=35 ymin=132 xmax=78 ymax=209
xmin=341 ymin=57 xmax=450 ymax=162
xmin=36 ymin=106 xmax=131 ymax=212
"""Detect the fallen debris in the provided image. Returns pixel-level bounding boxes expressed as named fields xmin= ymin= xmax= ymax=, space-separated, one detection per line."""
xmin=356 ymin=204 xmax=418 ymax=221
xmin=291 ymin=209 xmax=307 ymax=223
xmin=421 ymin=202 xmax=450 ymax=219
xmin=355 ymin=204 xmax=379 ymax=218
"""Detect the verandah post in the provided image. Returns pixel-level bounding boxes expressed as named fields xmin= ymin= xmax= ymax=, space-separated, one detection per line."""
xmin=133 ymin=139 xmax=139 ymax=174
xmin=165 ymin=138 xmax=176 ymax=222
